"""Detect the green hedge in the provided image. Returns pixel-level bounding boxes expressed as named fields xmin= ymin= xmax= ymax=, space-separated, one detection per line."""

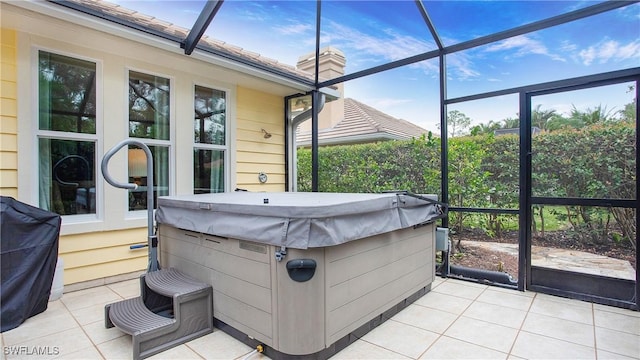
xmin=297 ymin=123 xmax=636 ymax=247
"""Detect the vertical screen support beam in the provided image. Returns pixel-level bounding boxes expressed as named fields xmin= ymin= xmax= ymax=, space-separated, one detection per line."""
xmin=311 ymin=90 xmax=320 ymax=192
xmin=518 ymin=91 xmax=532 ymax=292
xmin=310 ymin=0 xmax=322 ymax=192
xmin=439 ymin=53 xmax=450 ymax=276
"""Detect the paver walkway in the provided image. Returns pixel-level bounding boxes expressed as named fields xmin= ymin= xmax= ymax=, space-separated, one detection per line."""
xmin=464 ymin=241 xmax=636 ymax=280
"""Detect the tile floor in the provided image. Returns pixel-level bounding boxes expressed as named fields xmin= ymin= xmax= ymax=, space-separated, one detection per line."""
xmin=1 ymin=277 xmax=639 ymax=360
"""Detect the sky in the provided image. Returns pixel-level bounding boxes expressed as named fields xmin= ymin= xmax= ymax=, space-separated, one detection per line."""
xmin=111 ymin=0 xmax=639 ymax=133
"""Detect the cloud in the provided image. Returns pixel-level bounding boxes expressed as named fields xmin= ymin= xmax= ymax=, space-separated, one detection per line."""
xmin=447 ymin=52 xmax=481 ymax=80
xmin=274 ymin=22 xmax=314 ymax=36
xmin=484 ymin=35 xmax=565 ymax=62
xmin=321 ymin=21 xmax=436 ymax=68
xmin=579 ymin=39 xmax=640 ymax=65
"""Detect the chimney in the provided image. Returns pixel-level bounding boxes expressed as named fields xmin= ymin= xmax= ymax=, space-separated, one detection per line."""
xmin=296 ymin=47 xmax=346 ymax=130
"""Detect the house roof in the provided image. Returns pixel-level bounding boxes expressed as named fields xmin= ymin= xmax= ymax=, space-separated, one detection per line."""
xmin=296 ymin=98 xmax=429 ymax=146
xmin=58 ymin=0 xmax=315 ymax=83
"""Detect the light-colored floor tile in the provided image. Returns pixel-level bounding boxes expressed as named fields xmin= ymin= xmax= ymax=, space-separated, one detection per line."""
xmin=2 ymin=308 xmax=79 ymax=345
xmin=594 ymin=304 xmax=640 ymax=317
xmin=596 ymin=349 xmax=639 ymax=360
xmin=61 ymin=286 xmax=122 ymax=312
xmin=511 ymin=331 xmax=595 ymax=360
xmin=391 ymin=304 xmax=459 ymax=334
xmin=330 ymin=339 xmax=410 ymax=359
xmin=147 ymin=344 xmax=201 ymax=359
xmin=432 ymin=281 xmax=487 ymax=300
xmin=534 ymin=293 xmax=593 ymax=309
xmin=415 ymin=291 xmax=473 ymax=315
xmin=106 ymin=279 xmax=141 ymax=299
xmin=68 ymin=301 xmax=115 ymax=326
xmin=1 ymin=334 xmax=5 ymax=360
xmin=522 ymin=312 xmax=595 ymax=347
xmin=594 ymin=309 xmax=640 ymax=335
xmin=362 ymin=320 xmax=439 ymax=359
xmin=490 ymin=286 xmax=535 ymax=298
xmin=595 ymin=327 xmax=640 ymax=359
xmin=431 ymin=277 xmax=446 ymax=289
xmin=5 ymin=327 xmax=94 ymax=360
xmin=82 ymin=320 xmax=127 ymax=345
xmin=54 ymin=346 xmax=104 ymax=360
xmin=419 ymin=336 xmax=508 ymax=359
xmin=444 ymin=316 xmax=518 ymax=353
xmin=529 ymin=296 xmax=594 ymax=325
xmin=462 ymin=301 xmax=527 ymax=329
xmin=96 ymin=335 xmax=132 ymax=360
xmin=234 ymin=352 xmax=271 ymax=360
xmin=475 ymin=289 xmax=533 ymax=311
xmin=186 ymin=330 xmax=254 ymax=360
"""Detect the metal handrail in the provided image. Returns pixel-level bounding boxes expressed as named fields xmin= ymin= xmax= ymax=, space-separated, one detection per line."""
xmin=101 ymin=139 xmax=159 ymax=272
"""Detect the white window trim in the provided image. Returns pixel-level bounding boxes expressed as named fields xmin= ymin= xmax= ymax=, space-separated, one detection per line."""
xmin=31 ymin=46 xmax=104 ymax=233
xmin=192 ymin=81 xmax=231 ymax=193
xmin=125 ymin=67 xmax=175 ymax=219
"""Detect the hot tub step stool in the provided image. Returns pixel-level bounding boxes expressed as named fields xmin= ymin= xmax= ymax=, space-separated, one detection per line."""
xmin=105 ymin=268 xmax=213 ymax=360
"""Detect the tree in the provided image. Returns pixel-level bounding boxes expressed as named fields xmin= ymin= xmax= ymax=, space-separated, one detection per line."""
xmin=532 ymin=104 xmax=557 ymax=131
xmin=470 ymin=120 xmax=501 ymax=136
xmin=569 ymin=104 xmax=616 ymax=127
xmin=439 ymin=110 xmax=471 ymax=137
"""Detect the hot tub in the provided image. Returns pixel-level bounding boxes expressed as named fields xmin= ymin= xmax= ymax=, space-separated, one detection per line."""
xmin=155 ymin=192 xmax=444 ymax=359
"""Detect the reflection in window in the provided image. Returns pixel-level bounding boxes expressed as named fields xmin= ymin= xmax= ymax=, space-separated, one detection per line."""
xmin=128 ymin=71 xmax=170 ymax=140
xmin=127 ymin=145 xmax=169 ymax=211
xmin=194 ymin=150 xmax=224 ymax=194
xmin=38 ymin=51 xmax=97 ymax=216
xmin=39 ymin=51 xmax=96 ymax=134
xmin=128 ymin=70 xmax=171 ymax=210
xmin=39 ymin=139 xmax=96 ymax=215
xmin=194 ymin=85 xmax=225 ymax=145
xmin=194 ymin=85 xmax=227 ymax=194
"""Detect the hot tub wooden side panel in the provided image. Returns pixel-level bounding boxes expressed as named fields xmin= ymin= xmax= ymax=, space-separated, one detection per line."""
xmin=325 ymin=225 xmax=435 ymax=345
xmin=158 ymin=225 xmax=276 ymax=346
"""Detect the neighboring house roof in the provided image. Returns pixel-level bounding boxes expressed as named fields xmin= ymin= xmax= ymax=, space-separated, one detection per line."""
xmin=296 ymin=98 xmax=429 ymax=146
xmin=59 ymin=0 xmax=314 ymax=82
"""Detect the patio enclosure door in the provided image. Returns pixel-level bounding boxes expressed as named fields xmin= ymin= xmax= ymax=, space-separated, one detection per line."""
xmin=523 ymin=77 xmax=639 ymax=309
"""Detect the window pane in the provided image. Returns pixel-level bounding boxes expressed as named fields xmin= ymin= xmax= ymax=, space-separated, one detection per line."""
xmin=39 ymin=51 xmax=96 ymax=134
xmin=194 ymin=149 xmax=224 ymax=194
xmin=128 ymin=145 xmax=169 ymax=210
xmin=39 ymin=138 xmax=95 ymax=215
xmin=194 ymin=85 xmax=226 ymax=145
xmin=129 ymin=71 xmax=170 ymax=140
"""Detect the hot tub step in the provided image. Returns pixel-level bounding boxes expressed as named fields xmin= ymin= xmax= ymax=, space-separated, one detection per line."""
xmin=144 ymin=267 xmax=210 ymax=297
xmin=105 ymin=268 xmax=213 ymax=360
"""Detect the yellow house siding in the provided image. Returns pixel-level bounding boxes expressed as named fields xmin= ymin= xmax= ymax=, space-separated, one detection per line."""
xmin=2 ymin=2 xmax=299 ymax=288
xmin=60 ymin=229 xmax=147 ymax=285
xmin=236 ymin=86 xmax=286 ymax=191
xmin=0 ymin=29 xmax=17 ymax=197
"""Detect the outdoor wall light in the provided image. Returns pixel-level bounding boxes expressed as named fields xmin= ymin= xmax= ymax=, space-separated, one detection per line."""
xmin=261 ymin=128 xmax=272 ymax=139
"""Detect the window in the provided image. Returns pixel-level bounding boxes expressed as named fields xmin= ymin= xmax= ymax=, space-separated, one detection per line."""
xmin=193 ymin=85 xmax=227 ymax=194
xmin=128 ymin=70 xmax=171 ymax=210
xmin=38 ymin=51 xmax=97 ymax=216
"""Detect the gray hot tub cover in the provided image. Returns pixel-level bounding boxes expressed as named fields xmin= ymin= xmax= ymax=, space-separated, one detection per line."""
xmin=155 ymin=192 xmax=445 ymax=249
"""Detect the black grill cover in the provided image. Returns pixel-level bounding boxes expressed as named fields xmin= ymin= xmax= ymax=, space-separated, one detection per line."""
xmin=1 ymin=196 xmax=61 ymax=332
